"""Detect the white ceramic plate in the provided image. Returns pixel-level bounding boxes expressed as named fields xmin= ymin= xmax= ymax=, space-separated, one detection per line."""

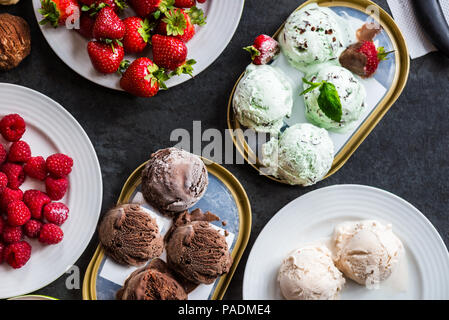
xmin=32 ymin=0 xmax=245 ymax=91
xmin=243 ymin=185 xmax=449 ymax=300
xmin=0 ymin=83 xmax=102 ymax=299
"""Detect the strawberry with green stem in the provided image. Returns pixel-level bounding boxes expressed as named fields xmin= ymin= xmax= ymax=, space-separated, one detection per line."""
xmin=156 ymin=6 xmax=205 ymax=43
xmin=82 ymin=0 xmax=127 ymax=15
xmin=243 ymin=34 xmax=279 ymax=65
xmin=152 ymin=34 xmax=196 ymax=77
xmin=120 ymin=57 xmax=169 ymax=97
xmin=339 ymin=40 xmax=394 ymax=78
xmin=300 ymin=78 xmax=342 ymax=122
xmin=122 ymin=17 xmax=153 ymax=54
xmin=87 ymin=40 xmax=124 ymax=74
xmin=128 ymin=0 xmax=175 ymax=19
xmin=39 ymin=0 xmax=80 ymax=28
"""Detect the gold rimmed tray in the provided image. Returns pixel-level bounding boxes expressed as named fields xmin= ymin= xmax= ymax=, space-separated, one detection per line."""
xmin=82 ymin=158 xmax=251 ymax=300
xmin=227 ymin=0 xmax=410 ymax=185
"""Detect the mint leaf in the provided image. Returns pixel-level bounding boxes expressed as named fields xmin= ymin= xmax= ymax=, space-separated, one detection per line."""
xmin=317 ymin=82 xmax=342 ymax=122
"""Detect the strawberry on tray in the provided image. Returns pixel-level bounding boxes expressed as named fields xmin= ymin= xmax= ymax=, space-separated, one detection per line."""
xmin=37 ymin=0 xmax=209 ymax=98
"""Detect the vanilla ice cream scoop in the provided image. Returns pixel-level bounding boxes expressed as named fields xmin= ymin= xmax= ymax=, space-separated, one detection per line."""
xmin=333 ymin=220 xmax=404 ymax=288
xmin=278 ymin=245 xmax=345 ymax=300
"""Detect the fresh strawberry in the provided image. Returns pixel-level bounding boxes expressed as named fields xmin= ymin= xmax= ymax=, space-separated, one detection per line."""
xmin=23 ymin=219 xmax=43 ymax=238
xmin=122 ymin=17 xmax=152 ymax=54
xmin=87 ymin=40 xmax=125 ymax=74
xmin=0 ymin=241 xmax=4 ymax=264
xmin=120 ymin=57 xmax=169 ymax=97
xmin=92 ymin=6 xmax=125 ymax=40
xmin=39 ymin=0 xmax=80 ymax=28
xmin=339 ymin=40 xmax=393 ymax=78
xmin=7 ymin=201 xmax=31 ymax=227
xmin=39 ymin=223 xmax=64 ymax=245
xmin=8 ymin=141 xmax=31 ymax=163
xmin=24 ymin=156 xmax=47 ymax=181
xmin=2 ymin=225 xmax=23 ymax=244
xmin=77 ymin=12 xmax=96 ymax=39
xmin=0 ymin=188 xmax=23 ymax=212
xmin=23 ymin=190 xmax=51 ymax=219
xmin=157 ymin=7 xmax=205 ymax=43
xmin=128 ymin=0 xmax=174 ymax=18
xmin=46 ymin=153 xmax=73 ymax=178
xmin=45 ymin=176 xmax=69 ymax=200
xmin=197 ymin=0 xmax=206 ymax=2
xmin=1 ymin=163 xmax=25 ymax=190
xmin=175 ymin=0 xmax=195 ymax=7
xmin=244 ymin=34 xmax=280 ymax=65
xmin=0 ymin=144 xmax=6 ymax=165
xmin=152 ymin=34 xmax=196 ymax=75
xmin=3 ymin=241 xmax=31 ymax=269
xmin=43 ymin=202 xmax=69 ymax=225
xmin=0 ymin=114 xmax=26 ymax=142
xmin=0 ymin=172 xmax=7 ymax=194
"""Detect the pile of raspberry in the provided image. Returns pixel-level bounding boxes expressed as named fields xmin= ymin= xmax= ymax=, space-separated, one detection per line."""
xmin=0 ymin=114 xmax=73 ymax=269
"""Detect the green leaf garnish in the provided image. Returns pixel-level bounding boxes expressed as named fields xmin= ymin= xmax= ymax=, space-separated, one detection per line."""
xmin=300 ymin=78 xmax=342 ymax=122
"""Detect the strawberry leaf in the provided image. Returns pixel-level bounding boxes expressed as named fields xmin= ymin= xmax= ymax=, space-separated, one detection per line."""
xmin=171 ymin=59 xmax=196 ymax=78
xmin=187 ymin=6 xmax=206 ymax=26
xmin=39 ymin=0 xmax=60 ymax=28
xmin=243 ymin=45 xmax=261 ymax=61
xmin=162 ymin=9 xmax=187 ymax=36
xmin=138 ymin=19 xmax=152 ymax=43
xmin=113 ymin=0 xmax=127 ymax=10
xmin=159 ymin=0 xmax=175 ymax=14
xmin=377 ymin=47 xmax=394 ymax=61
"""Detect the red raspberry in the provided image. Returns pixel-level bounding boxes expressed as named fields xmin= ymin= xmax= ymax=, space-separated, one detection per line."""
xmin=8 ymin=141 xmax=31 ymax=163
xmin=23 ymin=219 xmax=43 ymax=238
xmin=0 ymin=187 xmax=23 ymax=211
xmin=46 ymin=154 xmax=73 ymax=178
xmin=45 ymin=176 xmax=68 ymax=200
xmin=23 ymin=190 xmax=51 ymax=219
xmin=7 ymin=200 xmax=31 ymax=226
xmin=0 ymin=218 xmax=4 ymax=234
xmin=2 ymin=224 xmax=23 ymax=243
xmin=3 ymin=241 xmax=31 ymax=268
xmin=39 ymin=223 xmax=63 ymax=245
xmin=43 ymin=202 xmax=69 ymax=225
xmin=0 ymin=172 xmax=7 ymax=193
xmin=0 ymin=241 xmax=4 ymax=264
xmin=0 ymin=144 xmax=6 ymax=165
xmin=1 ymin=162 xmax=25 ymax=189
xmin=0 ymin=114 xmax=26 ymax=142
xmin=24 ymin=156 xmax=47 ymax=181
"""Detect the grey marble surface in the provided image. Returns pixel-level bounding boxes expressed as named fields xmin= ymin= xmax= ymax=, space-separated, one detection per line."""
xmin=0 ymin=0 xmax=448 ymax=300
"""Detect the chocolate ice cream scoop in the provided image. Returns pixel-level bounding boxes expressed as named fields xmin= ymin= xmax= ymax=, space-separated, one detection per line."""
xmin=116 ymin=259 xmax=187 ymax=300
xmin=141 ymin=148 xmax=209 ymax=216
xmin=99 ymin=204 xmax=164 ymax=266
xmin=165 ymin=209 xmax=232 ymax=285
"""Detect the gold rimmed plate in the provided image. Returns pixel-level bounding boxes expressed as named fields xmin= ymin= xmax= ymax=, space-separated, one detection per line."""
xmin=82 ymin=158 xmax=251 ymax=300
xmin=227 ymin=0 xmax=409 ymax=185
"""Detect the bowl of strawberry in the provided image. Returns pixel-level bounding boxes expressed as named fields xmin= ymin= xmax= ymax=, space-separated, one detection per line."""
xmin=33 ymin=0 xmax=245 ymax=96
xmin=0 ymin=114 xmax=73 ymax=269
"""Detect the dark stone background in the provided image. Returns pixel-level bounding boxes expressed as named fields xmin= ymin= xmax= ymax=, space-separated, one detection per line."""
xmin=1 ymin=0 xmax=448 ymax=300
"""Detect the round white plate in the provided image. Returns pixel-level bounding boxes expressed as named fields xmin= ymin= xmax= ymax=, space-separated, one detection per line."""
xmin=0 ymin=83 xmax=102 ymax=299
xmin=243 ymin=185 xmax=449 ymax=300
xmin=32 ymin=0 xmax=245 ymax=91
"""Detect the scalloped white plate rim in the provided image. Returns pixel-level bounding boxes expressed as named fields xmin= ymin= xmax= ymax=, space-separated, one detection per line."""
xmin=243 ymin=184 xmax=449 ymax=300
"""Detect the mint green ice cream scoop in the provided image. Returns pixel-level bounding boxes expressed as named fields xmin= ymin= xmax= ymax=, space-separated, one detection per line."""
xmin=233 ymin=64 xmax=294 ymax=134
